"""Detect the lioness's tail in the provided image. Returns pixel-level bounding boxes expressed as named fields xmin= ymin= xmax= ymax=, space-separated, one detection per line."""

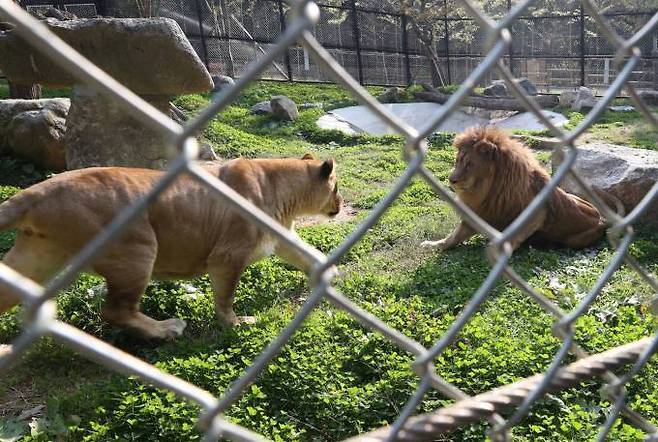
xmin=0 ymin=191 xmax=34 ymax=232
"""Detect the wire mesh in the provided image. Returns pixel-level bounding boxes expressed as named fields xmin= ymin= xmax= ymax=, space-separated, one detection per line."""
xmin=2 ymin=0 xmax=658 ymax=441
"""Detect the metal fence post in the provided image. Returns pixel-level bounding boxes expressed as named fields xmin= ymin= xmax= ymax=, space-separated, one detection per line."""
xmin=350 ymin=0 xmax=364 ymax=84
xmin=580 ymin=4 xmax=586 ymax=86
xmin=401 ymin=14 xmax=412 ymax=85
xmin=443 ymin=0 xmax=451 ymax=85
xmin=193 ymin=0 xmax=210 ymax=72
xmin=277 ymin=0 xmax=294 ymax=81
xmin=507 ymin=0 xmax=514 ymax=75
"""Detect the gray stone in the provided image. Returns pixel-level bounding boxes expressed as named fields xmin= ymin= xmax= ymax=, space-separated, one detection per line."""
xmin=0 ymin=18 xmax=212 ymax=95
xmin=199 ymin=141 xmax=219 ymax=161
xmin=0 ymin=98 xmax=69 ymax=137
xmin=270 ymin=96 xmax=298 ymax=121
xmin=483 ymin=80 xmax=508 ymax=97
xmin=639 ymin=90 xmax=658 ymax=106
xmin=251 ymin=101 xmax=272 ymax=115
xmin=300 ymin=102 xmax=324 ymax=110
xmin=517 ymin=78 xmax=538 ymax=96
xmin=3 ymin=101 xmax=68 ymax=171
xmin=211 ymin=75 xmax=235 ymax=92
xmin=64 ymin=86 xmax=175 ymax=170
xmin=559 ymin=90 xmax=578 ymax=107
xmin=378 ymin=87 xmax=404 ymax=103
xmin=571 ymin=86 xmax=597 ymax=112
xmin=552 ymin=144 xmax=658 ymax=225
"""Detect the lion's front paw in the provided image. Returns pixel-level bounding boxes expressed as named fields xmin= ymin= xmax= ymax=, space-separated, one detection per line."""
xmin=421 ymin=239 xmax=450 ymax=251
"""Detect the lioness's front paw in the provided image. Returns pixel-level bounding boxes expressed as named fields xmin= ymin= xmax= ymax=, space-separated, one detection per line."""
xmin=421 ymin=239 xmax=449 ymax=250
xmin=159 ymin=318 xmax=187 ymax=339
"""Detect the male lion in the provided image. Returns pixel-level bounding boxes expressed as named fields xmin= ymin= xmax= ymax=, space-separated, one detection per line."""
xmin=422 ymin=126 xmax=606 ymax=251
xmin=0 ymin=154 xmax=341 ymax=339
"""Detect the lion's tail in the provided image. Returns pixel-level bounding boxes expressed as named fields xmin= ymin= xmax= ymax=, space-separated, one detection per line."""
xmin=0 ymin=191 xmax=34 ymax=232
xmin=592 ymin=186 xmax=625 ymax=220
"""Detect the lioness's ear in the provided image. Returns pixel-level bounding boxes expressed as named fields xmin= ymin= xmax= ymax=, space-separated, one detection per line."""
xmin=320 ymin=158 xmax=335 ymax=179
xmin=302 ymin=153 xmax=315 ymax=160
xmin=473 ymin=139 xmax=499 ymax=159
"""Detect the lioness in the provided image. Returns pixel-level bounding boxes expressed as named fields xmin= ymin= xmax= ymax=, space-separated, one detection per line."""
xmin=422 ymin=126 xmax=606 ymax=251
xmin=0 ymin=154 xmax=342 ymax=339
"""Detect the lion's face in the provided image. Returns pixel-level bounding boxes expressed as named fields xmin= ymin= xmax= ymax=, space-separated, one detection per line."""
xmin=449 ymin=148 xmax=495 ymax=193
xmin=449 ymin=133 xmax=498 ymax=194
xmin=303 ymin=154 xmax=343 ymax=218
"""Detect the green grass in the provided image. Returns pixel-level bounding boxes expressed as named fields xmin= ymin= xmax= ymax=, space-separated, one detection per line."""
xmin=1 ymin=81 xmax=658 ymax=441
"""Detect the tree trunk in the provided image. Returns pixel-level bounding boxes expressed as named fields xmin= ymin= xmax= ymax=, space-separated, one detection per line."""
xmin=9 ymin=82 xmax=42 ymax=99
xmin=415 ymin=88 xmax=559 ymax=111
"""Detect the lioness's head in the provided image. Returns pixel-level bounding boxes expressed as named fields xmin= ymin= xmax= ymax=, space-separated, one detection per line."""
xmin=302 ymin=153 xmax=342 ymax=218
xmin=449 ymin=126 xmax=501 ymax=194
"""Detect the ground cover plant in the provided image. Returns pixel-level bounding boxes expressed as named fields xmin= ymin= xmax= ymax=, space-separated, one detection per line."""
xmin=0 ymin=80 xmax=657 ymax=441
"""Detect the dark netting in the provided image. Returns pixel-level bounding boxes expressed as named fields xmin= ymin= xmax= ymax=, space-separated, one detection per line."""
xmin=360 ymin=50 xmax=406 ymax=84
xmin=511 ymin=16 xmax=581 ymax=57
xmin=357 ymin=10 xmax=402 ymax=53
xmin=312 ymin=5 xmax=354 ymax=48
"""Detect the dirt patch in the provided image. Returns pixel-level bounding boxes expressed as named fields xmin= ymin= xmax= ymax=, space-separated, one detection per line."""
xmin=297 ymin=203 xmax=358 ymax=228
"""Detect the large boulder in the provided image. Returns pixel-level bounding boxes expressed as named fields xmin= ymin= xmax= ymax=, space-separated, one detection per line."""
xmin=0 ymin=17 xmax=213 ymax=170
xmin=482 ymin=78 xmax=537 ymax=97
xmin=0 ymin=99 xmax=69 ymax=171
xmin=552 ymin=144 xmax=658 ymax=225
xmin=571 ymin=87 xmax=597 ymax=112
xmin=0 ymin=18 xmax=212 ymax=95
xmin=211 ymin=75 xmax=235 ymax=93
xmin=251 ymin=101 xmax=272 ymax=115
xmin=270 ymin=96 xmax=299 ymax=121
xmin=378 ymin=87 xmax=404 ymax=103
xmin=483 ymin=80 xmax=508 ymax=97
xmin=64 ymin=86 xmax=173 ymax=170
xmin=638 ymin=90 xmax=658 ymax=106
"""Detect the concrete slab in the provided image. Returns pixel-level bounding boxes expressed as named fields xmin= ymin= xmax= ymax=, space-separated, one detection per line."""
xmin=317 ymin=102 xmax=568 ymax=136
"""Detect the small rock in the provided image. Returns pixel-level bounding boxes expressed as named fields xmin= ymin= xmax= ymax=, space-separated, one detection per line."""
xmin=571 ymin=86 xmax=597 ymax=112
xmin=251 ymin=100 xmax=272 ymax=115
xmin=300 ymin=102 xmax=324 ymax=110
xmin=483 ymin=80 xmax=508 ymax=97
xmin=552 ymin=143 xmax=658 ymax=225
xmin=270 ymin=95 xmax=298 ymax=121
xmin=378 ymin=87 xmax=404 ymax=103
xmin=199 ymin=141 xmax=218 ymax=161
xmin=608 ymin=105 xmax=634 ymax=112
xmin=211 ymin=74 xmax=235 ymax=93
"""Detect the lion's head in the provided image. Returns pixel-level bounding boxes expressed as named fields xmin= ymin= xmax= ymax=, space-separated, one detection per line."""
xmin=302 ymin=153 xmax=342 ymax=218
xmin=448 ymin=126 xmax=501 ymax=194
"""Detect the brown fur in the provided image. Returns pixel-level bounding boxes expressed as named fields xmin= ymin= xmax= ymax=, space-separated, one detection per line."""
xmin=0 ymin=155 xmax=342 ymax=339
xmin=422 ymin=126 xmax=606 ymax=251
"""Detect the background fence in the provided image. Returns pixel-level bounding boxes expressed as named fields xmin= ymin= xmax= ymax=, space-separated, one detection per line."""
xmin=18 ymin=0 xmax=658 ymax=93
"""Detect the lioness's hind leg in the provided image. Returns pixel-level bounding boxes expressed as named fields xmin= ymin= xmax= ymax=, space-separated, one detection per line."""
xmin=0 ymin=234 xmax=68 ymax=315
xmin=96 ymin=245 xmax=186 ymax=340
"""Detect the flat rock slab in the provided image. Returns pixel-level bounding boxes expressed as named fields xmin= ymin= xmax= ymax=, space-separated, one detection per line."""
xmin=0 ymin=18 xmax=212 ymax=94
xmin=317 ymin=102 xmax=568 ymax=135
xmin=552 ymin=144 xmax=658 ymax=225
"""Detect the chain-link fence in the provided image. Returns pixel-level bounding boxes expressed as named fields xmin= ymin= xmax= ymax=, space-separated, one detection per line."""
xmin=2 ymin=0 xmax=658 ymax=441
xmin=16 ymin=0 xmax=658 ymax=91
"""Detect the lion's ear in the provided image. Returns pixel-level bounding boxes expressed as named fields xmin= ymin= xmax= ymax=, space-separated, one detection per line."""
xmin=474 ymin=139 xmax=499 ymax=159
xmin=320 ymin=158 xmax=335 ymax=179
xmin=302 ymin=153 xmax=315 ymax=160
